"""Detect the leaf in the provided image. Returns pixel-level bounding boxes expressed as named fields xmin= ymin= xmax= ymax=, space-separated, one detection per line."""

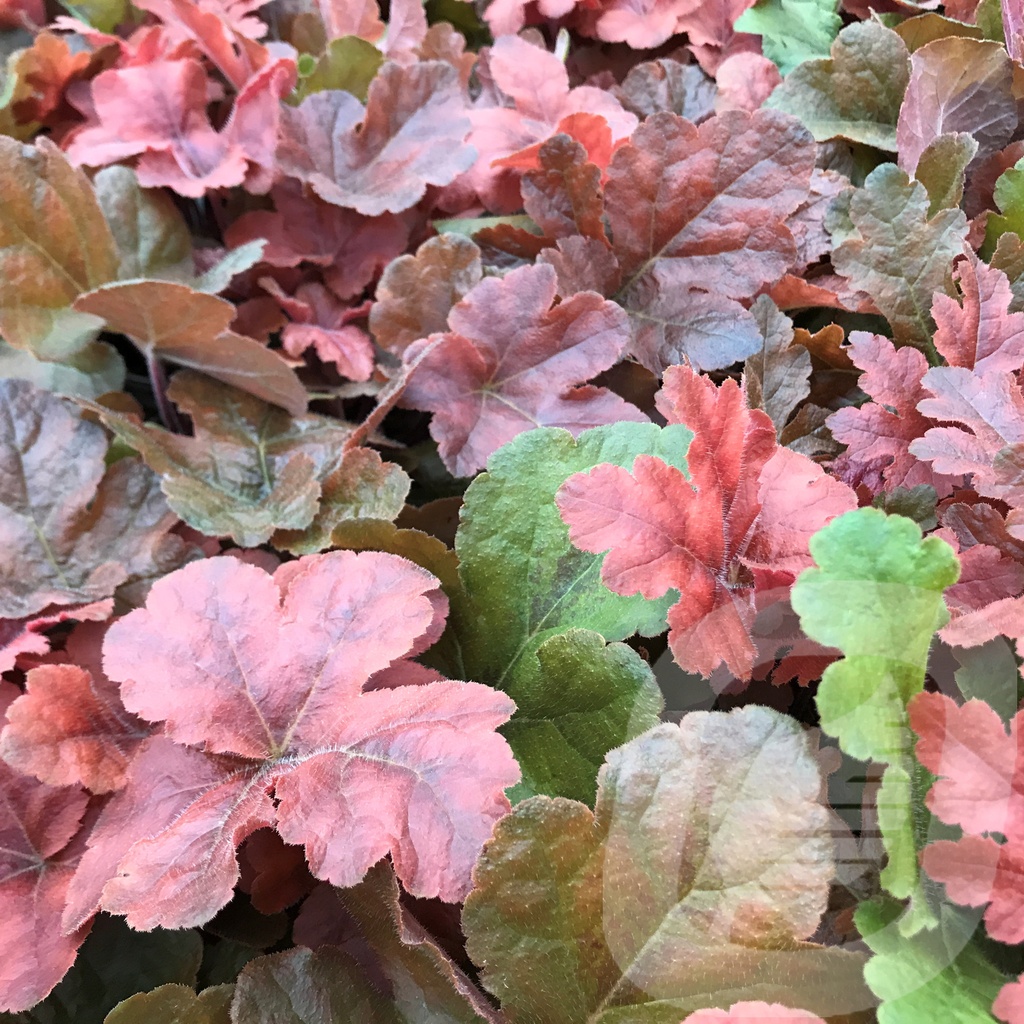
xmin=290 ymin=862 xmax=490 ymax=1023
xmin=402 ymin=264 xmax=644 ymax=477
xmin=615 ymin=58 xmax=717 ymax=122
xmin=827 ymin=332 xmax=961 ymax=496
xmin=791 ymin=508 xmax=960 ymax=929
xmin=73 ymin=281 xmax=307 ymax=415
xmin=602 ymin=109 xmax=815 ymax=373
xmin=0 ymin=339 xmax=125 ymax=400
xmin=278 ymin=60 xmax=475 ymax=216
xmin=0 ymin=137 xmax=117 ymax=360
xmin=742 ymin=295 xmax=812 ymax=437
xmin=910 ymin=366 xmax=1024 ymax=507
xmin=856 ymin=897 xmax=1007 ymax=1024
xmin=733 ymin=0 xmax=841 ymax=75
xmin=444 ymin=422 xmax=686 ymax=802
xmin=909 ymin=691 xmax=1024 ymax=942
xmin=765 ymin=21 xmax=911 ymax=148
xmin=932 ymin=252 xmax=1024 ymax=372
xmin=369 ymin=234 xmax=482 ymax=355
xmin=294 ymin=35 xmax=384 ymax=102
xmin=996 ymin=976 xmax=1024 ymax=1024
xmin=683 ymin=1006 xmax=827 ymax=1022
xmin=830 ymin=164 xmax=968 ymax=350
xmin=915 ymin=133 xmax=978 ymax=216
xmin=84 ymin=371 xmax=406 ymax=550
xmin=556 ymin=366 xmax=855 ymax=680
xmin=896 ymin=38 xmax=1016 ymax=177
xmin=0 ymin=682 xmax=91 ymax=1013
xmin=65 ymin=56 xmax=296 ymax=198
xmin=0 ymin=379 xmax=184 ymax=619
xmin=984 ymin=158 xmax=1024 ymax=255
xmin=462 ymin=705 xmax=873 ymax=1022
xmin=0 ymin=622 xmax=148 ymax=793
xmin=22 ymin=914 xmax=204 ymax=1024
xmin=103 ymin=984 xmax=233 ymax=1024
xmin=63 ymin=551 xmax=519 ymax=932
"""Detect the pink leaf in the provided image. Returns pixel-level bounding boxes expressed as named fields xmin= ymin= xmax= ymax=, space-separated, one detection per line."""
xmin=932 ymin=252 xmax=1024 ymax=372
xmin=995 ymin=975 xmax=1024 ymax=1024
xmin=64 ymin=552 xmax=518 ymax=931
xmin=402 ymin=263 xmax=644 ymax=477
xmin=278 ymin=61 xmax=475 ymax=216
xmin=0 ymin=680 xmax=92 ymax=1012
xmin=684 ymin=1003 xmax=827 ymax=1023
xmin=556 ymin=366 xmax=854 ymax=679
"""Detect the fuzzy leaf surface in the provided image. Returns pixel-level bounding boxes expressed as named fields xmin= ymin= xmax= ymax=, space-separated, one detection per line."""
xmin=463 ymin=705 xmax=871 ymax=1023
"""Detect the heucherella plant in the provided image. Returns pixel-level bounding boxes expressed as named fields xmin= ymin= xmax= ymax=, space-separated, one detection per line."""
xmin=2 ymin=0 xmax=1024 ymax=1019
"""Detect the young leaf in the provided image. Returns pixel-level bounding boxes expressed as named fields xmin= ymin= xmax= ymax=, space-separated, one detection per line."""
xmin=462 ymin=705 xmax=872 ymax=1022
xmin=733 ymin=0 xmax=841 ymax=75
xmin=684 ymin=1005 xmax=827 ymax=1023
xmin=402 ymin=264 xmax=644 ymax=477
xmin=0 ymin=137 xmax=117 ymax=360
xmin=278 ymin=60 xmax=475 ymax=216
xmin=446 ymin=422 xmax=686 ymax=801
xmin=73 ymin=281 xmax=307 ymax=415
xmin=791 ymin=508 xmax=960 ymax=929
xmin=909 ymin=692 xmax=1024 ymax=942
xmin=996 ymin=976 xmax=1024 ymax=1024
xmin=557 ymin=366 xmax=855 ymax=680
xmin=0 ymin=379 xmax=184 ymax=619
xmin=856 ymin=897 xmax=1007 ymax=1024
xmin=64 ymin=551 xmax=519 ymax=931
xmin=831 ymin=164 xmax=968 ymax=350
xmin=765 ymin=22 xmax=910 ymax=148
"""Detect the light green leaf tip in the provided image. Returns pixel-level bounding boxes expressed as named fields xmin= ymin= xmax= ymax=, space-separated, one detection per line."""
xmin=734 ymin=0 xmax=842 ymax=75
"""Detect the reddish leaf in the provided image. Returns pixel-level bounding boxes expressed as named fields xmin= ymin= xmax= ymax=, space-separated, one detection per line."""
xmin=910 ymin=692 xmax=1024 ymax=942
xmin=370 ymin=234 xmax=482 ymax=354
xmin=63 ymin=552 xmax=518 ymax=931
xmin=520 ymin=134 xmax=608 ymax=243
xmin=0 ymin=379 xmax=185 ymax=619
xmin=684 ymin=1005 xmax=827 ymax=1023
xmin=0 ymin=599 xmax=112 ymax=674
xmin=238 ymin=829 xmax=315 ymax=915
xmin=827 ymin=332 xmax=962 ymax=496
xmin=616 ymin=57 xmax=717 ymax=122
xmin=896 ymin=38 xmax=1016 ymax=177
xmin=0 ymin=680 xmax=92 ymax=1012
xmin=911 ymin=367 xmax=1024 ymax=507
xmin=402 ymin=264 xmax=644 ymax=477
xmin=0 ymin=622 xmax=148 ymax=794
xmin=995 ymin=975 xmax=1024 ymax=1024
xmin=65 ymin=56 xmax=296 ymax=197
xmin=932 ymin=252 xmax=1024 ymax=372
xmin=225 ymin=181 xmax=409 ymax=300
xmin=715 ymin=53 xmax=782 ymax=113
xmin=556 ymin=366 xmax=855 ymax=679
xmin=278 ymin=60 xmax=475 ymax=216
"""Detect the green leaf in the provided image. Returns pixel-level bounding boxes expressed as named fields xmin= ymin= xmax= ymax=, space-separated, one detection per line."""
xmin=734 ymin=0 xmax=842 ymax=75
xmin=103 ymin=984 xmax=233 ymax=1024
xmin=463 ymin=706 xmax=874 ymax=1023
xmin=983 ymin=158 xmax=1024 ymax=257
xmin=84 ymin=372 xmax=406 ymax=549
xmin=5 ymin=916 xmax=203 ymax=1024
xmin=765 ymin=21 xmax=910 ymax=149
xmin=294 ymin=37 xmax=384 ymax=103
xmin=830 ymin=164 xmax=968 ymax=351
xmin=0 ymin=339 xmax=124 ymax=399
xmin=856 ymin=897 xmax=1006 ymax=1023
xmin=792 ymin=507 xmax=960 ymax=930
xmin=445 ymin=423 xmax=690 ymax=802
xmin=58 ymin=0 xmax=130 ymax=33
xmin=914 ymin=133 xmax=978 ymax=216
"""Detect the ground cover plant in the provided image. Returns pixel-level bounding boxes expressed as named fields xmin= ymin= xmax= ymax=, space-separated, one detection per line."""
xmin=2 ymin=0 xmax=1024 ymax=1020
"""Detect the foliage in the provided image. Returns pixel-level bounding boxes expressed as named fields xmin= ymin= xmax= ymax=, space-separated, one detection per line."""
xmin=0 ymin=0 xmax=1023 ymax=1020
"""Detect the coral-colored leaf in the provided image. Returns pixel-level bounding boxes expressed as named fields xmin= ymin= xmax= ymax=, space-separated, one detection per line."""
xmin=73 ymin=280 xmax=307 ymax=414
xmin=556 ymin=366 xmax=854 ymax=679
xmin=402 ymin=264 xmax=643 ymax=477
xmin=64 ymin=551 xmax=518 ymax=931
xmin=0 ymin=379 xmax=184 ymax=619
xmin=684 ymin=1004 xmax=827 ymax=1022
xmin=996 ymin=975 xmax=1024 ymax=1024
xmin=0 ymin=623 xmax=148 ymax=793
xmin=369 ymin=233 xmax=482 ymax=354
xmin=278 ymin=60 xmax=474 ymax=216
xmin=0 ymin=680 xmax=92 ymax=1012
